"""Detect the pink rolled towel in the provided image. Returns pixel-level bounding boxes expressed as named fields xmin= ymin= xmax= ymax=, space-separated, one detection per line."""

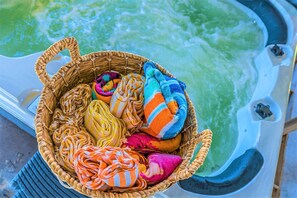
xmin=122 ymin=133 xmax=181 ymax=154
xmin=140 ymin=153 xmax=182 ymax=185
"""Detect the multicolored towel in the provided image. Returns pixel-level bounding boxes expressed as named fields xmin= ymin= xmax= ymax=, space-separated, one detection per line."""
xmin=84 ymin=100 xmax=127 ymax=147
xmin=110 ymin=73 xmax=145 ymax=133
xmin=92 ymin=71 xmax=122 ymax=104
xmin=122 ymin=132 xmax=182 ymax=154
xmin=141 ymin=62 xmax=188 ymax=139
xmin=140 ymin=153 xmax=182 ymax=185
xmin=73 ymin=146 xmax=147 ymax=191
xmin=49 ymin=84 xmax=92 ymax=133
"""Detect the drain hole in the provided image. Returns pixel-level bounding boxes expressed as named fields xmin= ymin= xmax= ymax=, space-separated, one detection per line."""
xmin=254 ymin=103 xmax=273 ymax=119
xmin=270 ymin=44 xmax=284 ymax=56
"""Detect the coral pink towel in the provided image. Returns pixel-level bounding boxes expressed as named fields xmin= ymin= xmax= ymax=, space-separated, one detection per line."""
xmin=140 ymin=153 xmax=182 ymax=185
xmin=122 ymin=133 xmax=181 ymax=154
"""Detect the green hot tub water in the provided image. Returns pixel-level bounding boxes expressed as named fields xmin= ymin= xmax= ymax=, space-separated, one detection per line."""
xmin=0 ymin=0 xmax=264 ymax=176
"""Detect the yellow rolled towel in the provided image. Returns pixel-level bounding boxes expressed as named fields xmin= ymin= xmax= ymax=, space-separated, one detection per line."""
xmin=84 ymin=100 xmax=127 ymax=147
xmin=110 ymin=73 xmax=145 ymax=133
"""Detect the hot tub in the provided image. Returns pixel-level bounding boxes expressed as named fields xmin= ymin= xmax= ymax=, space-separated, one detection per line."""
xmin=167 ymin=0 xmax=297 ymax=197
xmin=0 ymin=0 xmax=296 ymax=197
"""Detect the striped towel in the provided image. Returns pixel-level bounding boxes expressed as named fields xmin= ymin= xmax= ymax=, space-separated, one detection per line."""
xmin=111 ymin=176 xmax=147 ymax=192
xmin=52 ymin=124 xmax=80 ymax=146
xmin=11 ymin=152 xmax=88 ymax=198
xmin=92 ymin=71 xmax=122 ymax=104
xmin=56 ymin=128 xmax=95 ymax=173
xmin=84 ymin=100 xmax=127 ymax=147
xmin=73 ymin=146 xmax=147 ymax=190
xmin=110 ymin=73 xmax=145 ymax=133
xmin=49 ymin=108 xmax=84 ymax=134
xmin=60 ymin=84 xmax=92 ymax=116
xmin=141 ymin=62 xmax=188 ymax=139
xmin=49 ymin=84 xmax=92 ymax=133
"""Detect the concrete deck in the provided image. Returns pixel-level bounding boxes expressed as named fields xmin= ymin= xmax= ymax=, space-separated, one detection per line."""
xmin=0 ymin=116 xmax=37 ymax=197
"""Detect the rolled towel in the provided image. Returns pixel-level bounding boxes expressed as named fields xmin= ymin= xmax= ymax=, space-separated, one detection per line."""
xmin=141 ymin=62 xmax=188 ymax=139
xmin=110 ymin=73 xmax=145 ymax=133
xmin=49 ymin=84 xmax=92 ymax=132
xmin=140 ymin=153 xmax=182 ymax=185
xmin=51 ymin=124 xmax=95 ymax=172
xmin=111 ymin=177 xmax=147 ymax=192
xmin=60 ymin=84 xmax=92 ymax=116
xmin=122 ymin=132 xmax=182 ymax=154
xmin=57 ymin=130 xmax=95 ymax=172
xmin=122 ymin=149 xmax=148 ymax=173
xmin=73 ymin=146 xmax=147 ymax=191
xmin=49 ymin=108 xmax=83 ymax=134
xmin=52 ymin=124 xmax=79 ymax=146
xmin=92 ymin=71 xmax=122 ymax=104
xmin=84 ymin=100 xmax=127 ymax=147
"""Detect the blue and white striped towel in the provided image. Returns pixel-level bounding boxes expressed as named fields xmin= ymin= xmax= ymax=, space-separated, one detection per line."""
xmin=11 ymin=152 xmax=87 ymax=198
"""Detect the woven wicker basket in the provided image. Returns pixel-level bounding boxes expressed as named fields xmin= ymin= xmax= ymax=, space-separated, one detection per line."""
xmin=34 ymin=37 xmax=212 ymax=197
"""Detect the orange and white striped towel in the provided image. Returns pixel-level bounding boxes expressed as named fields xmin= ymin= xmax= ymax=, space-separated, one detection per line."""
xmin=84 ymin=100 xmax=127 ymax=147
xmin=73 ymin=146 xmax=147 ymax=190
xmin=110 ymin=73 xmax=145 ymax=133
xmin=111 ymin=177 xmax=147 ymax=192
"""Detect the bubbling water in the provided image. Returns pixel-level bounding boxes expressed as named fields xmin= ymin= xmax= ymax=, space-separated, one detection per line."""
xmin=0 ymin=0 xmax=264 ymax=175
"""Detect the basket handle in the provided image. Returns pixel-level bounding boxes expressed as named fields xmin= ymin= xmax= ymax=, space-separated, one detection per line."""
xmin=179 ymin=129 xmax=212 ymax=180
xmin=35 ymin=37 xmax=81 ymax=86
